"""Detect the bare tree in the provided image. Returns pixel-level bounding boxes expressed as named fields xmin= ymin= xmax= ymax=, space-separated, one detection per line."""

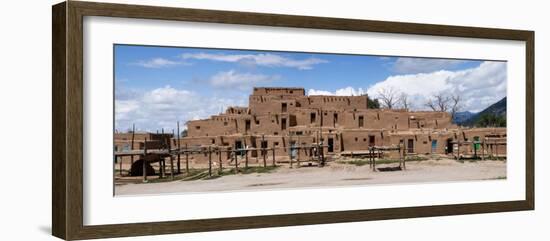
xmin=449 ymin=94 xmax=462 ymax=120
xmin=377 ymin=87 xmax=399 ymax=109
xmin=398 ymin=92 xmax=412 ymax=110
xmin=425 ymin=98 xmax=438 ymax=111
xmin=425 ymin=93 xmax=450 ymax=112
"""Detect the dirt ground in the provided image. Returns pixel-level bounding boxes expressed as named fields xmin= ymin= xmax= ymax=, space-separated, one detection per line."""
xmin=115 ymin=157 xmax=506 ymax=196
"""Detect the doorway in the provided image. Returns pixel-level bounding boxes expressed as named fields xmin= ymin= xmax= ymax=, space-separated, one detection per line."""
xmin=407 ymin=139 xmax=414 ymax=153
xmin=328 ymin=138 xmax=334 ymax=152
xmin=431 ymin=140 xmax=437 ymax=153
xmin=290 ymin=141 xmax=297 ymax=159
xmin=235 ymin=141 xmax=244 ymax=156
xmin=446 ymin=138 xmax=453 ymax=154
xmin=368 ymin=135 xmax=375 ymax=147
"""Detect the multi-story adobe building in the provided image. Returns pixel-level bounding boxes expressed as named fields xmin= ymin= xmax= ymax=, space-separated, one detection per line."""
xmin=158 ymin=87 xmax=506 ymax=166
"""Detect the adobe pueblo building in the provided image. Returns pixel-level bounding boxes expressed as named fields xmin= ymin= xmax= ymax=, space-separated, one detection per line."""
xmin=166 ymin=87 xmax=506 ymax=166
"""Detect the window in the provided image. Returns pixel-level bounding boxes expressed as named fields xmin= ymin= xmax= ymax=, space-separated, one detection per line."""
xmin=281 ymin=118 xmax=287 ymax=130
xmin=282 ymin=103 xmax=287 ymax=112
xmin=310 ymin=113 xmax=316 ymax=123
xmin=333 ymin=113 xmax=338 ymax=125
xmin=358 ymin=116 xmax=364 ymax=127
xmin=274 ymin=142 xmax=279 ymax=146
xmin=223 ymin=121 xmax=228 ymax=126
xmin=245 ymin=119 xmax=251 ymax=131
xmin=261 ymin=141 xmax=268 ymax=155
xmin=195 ymin=126 xmax=200 ymax=130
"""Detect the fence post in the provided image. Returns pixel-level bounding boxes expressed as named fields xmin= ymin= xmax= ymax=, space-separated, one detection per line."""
xmin=272 ymin=143 xmax=276 ymax=167
xmin=185 ymin=143 xmax=189 ymax=174
xmin=177 ymin=121 xmax=181 ymax=174
xmin=142 ymin=138 xmax=148 ymax=182
xmin=130 ymin=123 xmax=135 ymax=166
xmin=244 ymin=139 xmax=249 ymax=169
xmin=170 ymin=155 xmax=174 ymax=179
xmin=233 ymin=149 xmax=238 ymax=173
xmin=218 ymin=148 xmax=223 ymax=175
xmin=208 ymin=146 xmax=212 ymax=177
xmin=262 ymin=135 xmax=267 ymax=168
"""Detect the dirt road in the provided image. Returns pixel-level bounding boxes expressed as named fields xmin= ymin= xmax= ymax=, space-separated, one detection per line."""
xmin=115 ymin=158 xmax=506 ymax=196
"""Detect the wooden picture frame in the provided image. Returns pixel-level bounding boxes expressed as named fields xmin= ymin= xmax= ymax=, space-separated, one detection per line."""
xmin=52 ymin=1 xmax=534 ymax=240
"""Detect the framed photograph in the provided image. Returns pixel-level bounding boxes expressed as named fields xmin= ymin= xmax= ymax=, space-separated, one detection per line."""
xmin=52 ymin=1 xmax=534 ymax=240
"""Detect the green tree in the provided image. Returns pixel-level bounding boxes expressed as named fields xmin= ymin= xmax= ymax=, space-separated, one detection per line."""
xmin=475 ymin=114 xmax=506 ymax=127
xmin=367 ymin=96 xmax=380 ymax=109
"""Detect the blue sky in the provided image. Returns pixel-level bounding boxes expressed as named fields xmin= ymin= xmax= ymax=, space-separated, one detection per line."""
xmin=114 ymin=45 xmax=507 ymax=133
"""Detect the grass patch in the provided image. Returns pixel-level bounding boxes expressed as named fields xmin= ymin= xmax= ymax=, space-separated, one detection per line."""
xmin=485 ymin=176 xmax=507 ymax=180
xmin=147 ymin=166 xmax=281 ymax=183
xmin=120 ymin=165 xmax=282 ymax=184
xmin=337 ymin=156 xmax=428 ymax=166
xmin=484 ymin=156 xmax=507 ymax=161
xmin=456 ymin=155 xmax=507 ymax=163
xmin=240 ymin=165 xmax=280 ymax=174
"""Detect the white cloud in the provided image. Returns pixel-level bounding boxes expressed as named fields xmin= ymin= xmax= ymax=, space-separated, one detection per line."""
xmin=181 ymin=52 xmax=328 ymax=70
xmin=308 ymin=87 xmax=367 ymax=96
xmin=130 ymin=58 xmax=188 ymax=68
xmin=115 ymin=85 xmax=246 ymax=132
xmin=367 ymin=61 xmax=507 ymax=112
xmin=391 ymin=57 xmax=466 ymax=74
xmin=208 ymin=70 xmax=278 ymax=90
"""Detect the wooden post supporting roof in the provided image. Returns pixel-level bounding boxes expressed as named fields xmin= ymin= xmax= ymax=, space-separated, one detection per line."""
xmin=244 ymin=138 xmax=249 ymax=169
xmin=208 ymin=146 xmax=212 ymax=177
xmin=130 ymin=123 xmax=135 ymax=166
xmin=233 ymin=149 xmax=238 ymax=173
xmin=142 ymin=138 xmax=148 ymax=182
xmin=289 ymin=133 xmax=293 ymax=168
xmin=272 ymin=143 xmax=276 ymax=167
xmin=185 ymin=143 xmax=189 ymax=174
xmin=218 ymin=148 xmax=223 ymax=175
xmin=169 ymin=155 xmax=174 ymax=179
xmin=402 ymin=143 xmax=407 ymax=170
xmin=261 ymin=135 xmax=267 ymax=167
xmin=177 ymin=121 xmax=181 ymax=174
xmin=118 ymin=155 xmax=122 ymax=176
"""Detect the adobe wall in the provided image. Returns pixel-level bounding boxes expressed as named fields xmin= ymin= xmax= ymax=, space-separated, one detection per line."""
xmin=252 ymin=87 xmax=305 ymax=96
xmin=340 ymin=129 xmax=392 ymax=152
xmin=249 ymin=95 xmax=368 ymax=115
xmin=114 ymin=87 xmax=507 ymax=165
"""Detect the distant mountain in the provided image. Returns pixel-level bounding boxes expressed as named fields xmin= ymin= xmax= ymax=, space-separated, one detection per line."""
xmin=458 ymin=97 xmax=507 ymax=127
xmin=453 ymin=111 xmax=475 ymax=124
